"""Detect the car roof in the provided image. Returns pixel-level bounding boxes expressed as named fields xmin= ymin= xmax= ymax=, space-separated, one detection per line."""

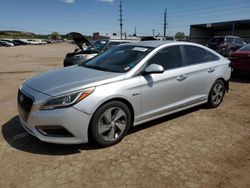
xmin=124 ymin=40 xmax=176 ymax=48
xmin=109 ymin=39 xmax=138 ymax=42
xmin=213 ymin=35 xmax=241 ymax=38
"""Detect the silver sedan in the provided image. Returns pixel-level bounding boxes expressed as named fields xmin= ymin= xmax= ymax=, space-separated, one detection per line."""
xmin=17 ymin=41 xmax=231 ymax=147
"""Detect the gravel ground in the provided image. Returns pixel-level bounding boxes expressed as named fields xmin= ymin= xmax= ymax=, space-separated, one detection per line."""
xmin=0 ymin=43 xmax=250 ymax=188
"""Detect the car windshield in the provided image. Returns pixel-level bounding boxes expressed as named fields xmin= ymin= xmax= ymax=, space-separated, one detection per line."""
xmin=81 ymin=45 xmax=153 ymax=73
xmin=87 ymin=40 xmax=108 ymax=52
xmin=238 ymin=45 xmax=250 ymax=51
xmin=209 ymin=37 xmax=225 ymax=44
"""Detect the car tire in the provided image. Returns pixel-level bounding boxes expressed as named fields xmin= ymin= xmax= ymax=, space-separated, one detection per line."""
xmin=207 ymin=79 xmax=226 ymax=108
xmin=90 ymin=101 xmax=132 ymax=147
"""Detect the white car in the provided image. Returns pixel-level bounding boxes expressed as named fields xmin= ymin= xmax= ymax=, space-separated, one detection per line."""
xmin=18 ymin=41 xmax=231 ymax=146
xmin=0 ymin=40 xmax=14 ymax=47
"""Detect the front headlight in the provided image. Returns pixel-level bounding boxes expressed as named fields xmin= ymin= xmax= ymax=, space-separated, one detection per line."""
xmin=40 ymin=87 xmax=95 ymax=110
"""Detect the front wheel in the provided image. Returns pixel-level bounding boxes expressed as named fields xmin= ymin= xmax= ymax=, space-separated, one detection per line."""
xmin=207 ymin=80 xmax=226 ymax=108
xmin=90 ymin=101 xmax=132 ymax=147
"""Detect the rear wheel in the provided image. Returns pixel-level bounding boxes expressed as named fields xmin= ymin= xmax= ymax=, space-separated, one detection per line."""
xmin=90 ymin=101 xmax=132 ymax=147
xmin=207 ymin=80 xmax=226 ymax=108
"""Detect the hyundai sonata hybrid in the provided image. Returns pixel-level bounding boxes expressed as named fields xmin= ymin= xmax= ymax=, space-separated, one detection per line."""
xmin=17 ymin=41 xmax=231 ymax=147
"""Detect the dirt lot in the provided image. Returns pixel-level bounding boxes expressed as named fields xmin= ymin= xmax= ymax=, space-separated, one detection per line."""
xmin=0 ymin=43 xmax=250 ymax=188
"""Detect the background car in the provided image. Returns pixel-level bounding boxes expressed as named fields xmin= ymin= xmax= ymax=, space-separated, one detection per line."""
xmin=229 ymin=45 xmax=250 ymax=74
xmin=64 ymin=32 xmax=138 ymax=67
xmin=12 ymin=39 xmax=28 ymax=46
xmin=0 ymin=40 xmax=14 ymax=47
xmin=207 ymin=35 xmax=248 ymax=57
xmin=18 ymin=41 xmax=231 ymax=147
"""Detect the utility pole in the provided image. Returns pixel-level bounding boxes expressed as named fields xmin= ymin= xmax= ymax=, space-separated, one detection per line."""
xmin=152 ymin=29 xmax=155 ymax=37
xmin=119 ymin=1 xmax=123 ymax=39
xmin=163 ymin=8 xmax=168 ymax=39
xmin=134 ymin=27 xmax=137 ymax=36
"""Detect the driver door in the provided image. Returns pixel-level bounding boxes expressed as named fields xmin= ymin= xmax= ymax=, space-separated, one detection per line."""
xmin=140 ymin=45 xmax=187 ymax=121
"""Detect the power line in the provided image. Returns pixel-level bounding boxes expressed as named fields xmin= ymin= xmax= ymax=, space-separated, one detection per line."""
xmin=125 ymin=1 xmax=247 ymax=25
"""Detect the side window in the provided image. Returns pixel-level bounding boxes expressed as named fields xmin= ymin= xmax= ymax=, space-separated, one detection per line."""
xmin=147 ymin=46 xmax=183 ymax=70
xmin=183 ymin=45 xmax=219 ymax=65
xmin=235 ymin=38 xmax=243 ymax=45
xmin=226 ymin=37 xmax=234 ymax=43
xmin=104 ymin=42 xmax=120 ymax=51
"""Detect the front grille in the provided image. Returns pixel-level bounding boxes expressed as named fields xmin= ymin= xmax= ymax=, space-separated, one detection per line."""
xmin=18 ymin=90 xmax=33 ymax=121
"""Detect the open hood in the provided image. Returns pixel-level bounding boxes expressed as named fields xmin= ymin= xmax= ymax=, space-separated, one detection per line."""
xmin=67 ymin=32 xmax=92 ymax=50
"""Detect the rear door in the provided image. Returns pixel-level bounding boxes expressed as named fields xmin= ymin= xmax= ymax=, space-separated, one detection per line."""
xmin=180 ymin=45 xmax=221 ymax=100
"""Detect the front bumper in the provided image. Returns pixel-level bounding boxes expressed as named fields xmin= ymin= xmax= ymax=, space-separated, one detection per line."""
xmin=18 ymin=85 xmax=92 ymax=144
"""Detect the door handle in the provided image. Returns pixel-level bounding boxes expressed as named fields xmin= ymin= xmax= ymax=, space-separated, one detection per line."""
xmin=208 ymin=68 xmax=215 ymax=73
xmin=177 ymin=75 xmax=187 ymax=81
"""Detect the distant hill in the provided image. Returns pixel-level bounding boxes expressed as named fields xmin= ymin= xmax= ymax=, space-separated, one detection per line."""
xmin=0 ymin=30 xmax=49 ymax=39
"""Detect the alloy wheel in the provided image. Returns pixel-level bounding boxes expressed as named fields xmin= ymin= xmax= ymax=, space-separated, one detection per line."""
xmin=211 ymin=82 xmax=224 ymax=106
xmin=97 ymin=107 xmax=127 ymax=141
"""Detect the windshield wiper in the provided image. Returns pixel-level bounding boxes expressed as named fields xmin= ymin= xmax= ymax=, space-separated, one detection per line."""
xmin=81 ymin=64 xmax=123 ymax=73
xmin=84 ymin=65 xmax=111 ymax=72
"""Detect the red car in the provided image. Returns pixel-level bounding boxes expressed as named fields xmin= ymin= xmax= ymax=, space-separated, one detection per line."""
xmin=229 ymin=45 xmax=250 ymax=74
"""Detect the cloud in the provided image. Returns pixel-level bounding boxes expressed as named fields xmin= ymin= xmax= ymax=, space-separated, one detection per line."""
xmin=99 ymin=0 xmax=114 ymax=3
xmin=60 ymin=0 xmax=75 ymax=4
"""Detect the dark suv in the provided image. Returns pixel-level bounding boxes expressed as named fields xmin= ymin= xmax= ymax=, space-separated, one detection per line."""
xmin=207 ymin=36 xmax=248 ymax=57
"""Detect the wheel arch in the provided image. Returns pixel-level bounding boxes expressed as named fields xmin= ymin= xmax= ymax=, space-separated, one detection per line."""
xmin=87 ymin=97 xmax=135 ymax=142
xmin=216 ymin=77 xmax=229 ymax=92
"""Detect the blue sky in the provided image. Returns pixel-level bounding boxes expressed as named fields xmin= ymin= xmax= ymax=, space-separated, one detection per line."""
xmin=0 ymin=0 xmax=250 ymax=36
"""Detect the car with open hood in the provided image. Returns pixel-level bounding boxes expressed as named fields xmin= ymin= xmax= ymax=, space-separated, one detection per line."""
xmin=63 ymin=32 xmax=138 ymax=67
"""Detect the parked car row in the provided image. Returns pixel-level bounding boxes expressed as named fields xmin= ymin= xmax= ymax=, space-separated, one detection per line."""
xmin=206 ymin=35 xmax=250 ymax=74
xmin=0 ymin=40 xmax=14 ymax=47
xmin=0 ymin=38 xmax=58 ymax=47
xmin=207 ymin=35 xmax=248 ymax=57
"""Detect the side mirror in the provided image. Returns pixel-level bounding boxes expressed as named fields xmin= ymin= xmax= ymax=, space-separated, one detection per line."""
xmin=143 ymin=64 xmax=164 ymax=74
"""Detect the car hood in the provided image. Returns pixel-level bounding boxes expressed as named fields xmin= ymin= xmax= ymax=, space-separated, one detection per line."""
xmin=67 ymin=32 xmax=92 ymax=50
xmin=25 ymin=65 xmax=125 ymax=96
xmin=231 ymin=51 xmax=250 ymax=56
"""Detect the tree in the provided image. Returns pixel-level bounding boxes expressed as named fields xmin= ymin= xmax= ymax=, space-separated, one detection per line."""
xmin=175 ymin=32 xmax=186 ymax=41
xmin=50 ymin=32 xmax=60 ymax=40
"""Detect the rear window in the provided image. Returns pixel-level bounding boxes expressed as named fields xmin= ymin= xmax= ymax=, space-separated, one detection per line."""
xmin=235 ymin=38 xmax=243 ymax=45
xmin=238 ymin=45 xmax=250 ymax=51
xmin=183 ymin=45 xmax=219 ymax=65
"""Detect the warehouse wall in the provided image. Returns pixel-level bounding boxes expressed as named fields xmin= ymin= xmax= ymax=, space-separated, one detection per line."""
xmin=190 ymin=27 xmax=213 ymax=45
xmin=190 ymin=22 xmax=250 ymax=44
